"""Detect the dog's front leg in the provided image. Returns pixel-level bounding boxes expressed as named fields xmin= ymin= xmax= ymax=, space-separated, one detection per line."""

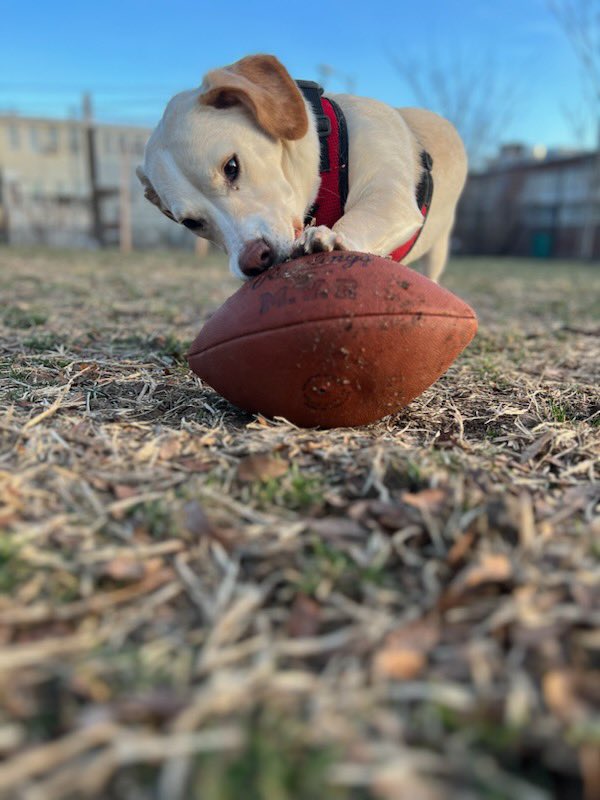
xmin=292 ymin=225 xmax=355 ymax=256
xmin=293 ymin=189 xmax=423 ymax=259
xmin=333 ymin=190 xmax=424 ymax=256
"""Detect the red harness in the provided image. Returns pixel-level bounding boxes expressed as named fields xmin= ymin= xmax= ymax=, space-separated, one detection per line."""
xmin=298 ymin=81 xmax=433 ymax=263
xmin=309 ymin=97 xmax=348 ymax=231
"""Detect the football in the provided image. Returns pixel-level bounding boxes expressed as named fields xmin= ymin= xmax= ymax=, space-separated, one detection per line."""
xmin=187 ymin=251 xmax=477 ymax=428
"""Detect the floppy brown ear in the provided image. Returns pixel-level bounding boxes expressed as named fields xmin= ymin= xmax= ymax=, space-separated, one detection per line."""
xmin=136 ymin=166 xmax=161 ymax=207
xmin=199 ymin=54 xmax=308 ymax=141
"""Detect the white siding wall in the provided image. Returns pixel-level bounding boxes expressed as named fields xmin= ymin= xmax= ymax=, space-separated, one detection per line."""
xmin=0 ymin=115 xmax=194 ymax=248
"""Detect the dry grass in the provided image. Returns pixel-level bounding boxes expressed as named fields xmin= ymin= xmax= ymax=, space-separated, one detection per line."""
xmin=0 ymin=246 xmax=598 ymax=800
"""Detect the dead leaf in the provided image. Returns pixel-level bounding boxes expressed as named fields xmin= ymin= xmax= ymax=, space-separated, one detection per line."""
xmin=366 ymin=501 xmax=413 ymax=531
xmin=236 ymin=453 xmax=288 ymax=482
xmin=401 ymin=488 xmax=447 ymax=511
xmin=116 ymin=690 xmax=187 ymax=723
xmin=89 ymin=476 xmax=110 ymax=492
xmin=0 ymin=508 xmax=18 ymax=528
xmin=373 ymin=761 xmax=447 ymax=800
xmin=580 ymin=743 xmax=600 ymax=800
xmin=177 ymin=457 xmax=214 ymax=473
xmin=287 ymin=594 xmax=321 ymax=638
xmin=451 ymin=553 xmax=512 ymax=594
xmin=385 ymin=617 xmax=441 ymax=652
xmin=100 ymin=557 xmax=145 ymax=583
xmin=308 ymin=517 xmax=366 ymax=539
xmin=373 ymin=648 xmax=426 ymax=680
xmin=112 ymin=484 xmax=139 ymax=500
xmin=438 ymin=553 xmax=512 ymax=611
xmin=520 ymin=431 xmax=554 ymax=463
xmin=182 ymin=500 xmax=214 ymax=539
xmin=373 ymin=616 xmax=440 ymax=680
xmin=447 ymin=528 xmax=476 ymax=566
xmin=159 ymin=437 xmax=181 ymax=460
xmin=144 ymin=558 xmax=164 ymax=575
xmin=543 ymin=669 xmax=596 ymax=724
xmin=70 ymin=671 xmax=112 ymax=703
xmin=459 ymin=553 xmax=512 ymax=590
xmin=347 ymin=500 xmax=371 ymax=520
xmin=178 ymin=501 xmax=236 ymax=549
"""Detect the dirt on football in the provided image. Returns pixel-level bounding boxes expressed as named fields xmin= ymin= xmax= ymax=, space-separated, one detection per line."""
xmin=0 ymin=247 xmax=598 ymax=800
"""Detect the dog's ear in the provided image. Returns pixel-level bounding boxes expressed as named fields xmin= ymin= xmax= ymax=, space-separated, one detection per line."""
xmin=136 ymin=166 xmax=161 ymax=207
xmin=199 ymin=54 xmax=308 ymax=141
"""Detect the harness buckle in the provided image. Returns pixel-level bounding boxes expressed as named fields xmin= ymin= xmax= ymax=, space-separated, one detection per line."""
xmin=316 ymin=115 xmax=332 ymax=136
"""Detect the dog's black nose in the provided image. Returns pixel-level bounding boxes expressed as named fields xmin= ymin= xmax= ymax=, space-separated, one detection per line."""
xmin=239 ymin=238 xmax=275 ymax=277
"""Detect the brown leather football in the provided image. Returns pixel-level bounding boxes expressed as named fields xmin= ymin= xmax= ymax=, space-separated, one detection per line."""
xmin=187 ymin=252 xmax=477 ymax=428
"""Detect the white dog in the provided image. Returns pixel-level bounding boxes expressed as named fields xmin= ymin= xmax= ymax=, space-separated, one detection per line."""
xmin=138 ymin=54 xmax=467 ymax=282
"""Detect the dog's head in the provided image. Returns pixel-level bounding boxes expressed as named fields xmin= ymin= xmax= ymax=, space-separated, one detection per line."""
xmin=138 ymin=54 xmax=320 ymax=279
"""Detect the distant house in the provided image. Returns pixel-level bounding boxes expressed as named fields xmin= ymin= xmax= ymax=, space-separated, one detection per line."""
xmin=0 ymin=114 xmax=190 ymax=248
xmin=454 ymin=145 xmax=599 ymax=260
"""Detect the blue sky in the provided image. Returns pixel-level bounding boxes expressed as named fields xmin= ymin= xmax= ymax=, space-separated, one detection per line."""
xmin=0 ymin=0 xmax=593 ymax=150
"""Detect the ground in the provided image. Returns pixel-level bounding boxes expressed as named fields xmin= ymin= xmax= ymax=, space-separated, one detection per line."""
xmin=0 ymin=247 xmax=598 ymax=800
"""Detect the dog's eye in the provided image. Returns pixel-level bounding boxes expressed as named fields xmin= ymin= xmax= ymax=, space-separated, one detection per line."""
xmin=223 ymin=155 xmax=240 ymax=182
xmin=181 ymin=218 xmax=206 ymax=231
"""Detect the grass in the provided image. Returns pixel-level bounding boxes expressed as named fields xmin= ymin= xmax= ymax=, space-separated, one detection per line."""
xmin=242 ymin=465 xmax=325 ymax=512
xmin=3 ymin=306 xmax=48 ymax=329
xmin=0 ymin=246 xmax=598 ymax=800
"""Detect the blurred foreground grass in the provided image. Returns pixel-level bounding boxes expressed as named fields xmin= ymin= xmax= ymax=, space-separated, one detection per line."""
xmin=0 ymin=247 xmax=598 ymax=800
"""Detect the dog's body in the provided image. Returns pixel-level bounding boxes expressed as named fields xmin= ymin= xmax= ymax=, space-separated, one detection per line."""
xmin=138 ymin=55 xmax=467 ymax=282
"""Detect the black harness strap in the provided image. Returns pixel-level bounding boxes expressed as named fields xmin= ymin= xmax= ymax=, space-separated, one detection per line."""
xmin=297 ymin=80 xmax=350 ymax=227
xmin=416 ymin=150 xmax=434 ymax=212
xmin=296 ymin=80 xmax=332 ymax=172
xmin=327 ymin=96 xmax=349 ymax=214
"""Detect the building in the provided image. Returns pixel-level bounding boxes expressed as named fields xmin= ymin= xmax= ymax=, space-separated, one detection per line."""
xmin=455 ymin=146 xmax=600 ymax=259
xmin=0 ymin=114 xmax=190 ymax=249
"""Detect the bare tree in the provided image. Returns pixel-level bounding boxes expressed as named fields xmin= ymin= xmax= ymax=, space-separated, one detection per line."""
xmin=391 ymin=52 xmax=518 ymax=169
xmin=547 ymin=0 xmax=600 ymax=258
xmin=317 ymin=64 xmax=357 ymax=94
xmin=560 ymin=96 xmax=594 ymax=149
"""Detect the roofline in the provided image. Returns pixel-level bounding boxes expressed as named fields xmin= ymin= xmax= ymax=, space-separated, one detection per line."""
xmin=0 ymin=113 xmax=152 ymax=133
xmin=470 ymin=151 xmax=596 ymax=178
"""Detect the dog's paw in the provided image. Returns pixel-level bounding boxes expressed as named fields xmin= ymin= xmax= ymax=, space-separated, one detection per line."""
xmin=292 ymin=226 xmax=351 ymax=257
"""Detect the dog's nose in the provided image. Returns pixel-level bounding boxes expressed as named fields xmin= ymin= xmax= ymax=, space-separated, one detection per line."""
xmin=238 ymin=238 xmax=275 ymax=277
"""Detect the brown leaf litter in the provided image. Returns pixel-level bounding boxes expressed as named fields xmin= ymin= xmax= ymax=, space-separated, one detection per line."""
xmin=0 ymin=248 xmax=598 ymax=799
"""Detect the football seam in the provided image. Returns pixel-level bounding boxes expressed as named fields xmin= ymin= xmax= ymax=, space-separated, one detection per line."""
xmin=187 ymin=311 xmax=477 ymax=359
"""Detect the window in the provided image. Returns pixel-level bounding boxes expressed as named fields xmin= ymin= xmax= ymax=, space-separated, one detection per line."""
xmin=29 ymin=126 xmax=40 ymax=152
xmin=69 ymin=126 xmax=80 ymax=154
xmin=103 ymin=130 xmax=112 ymax=154
xmin=47 ymin=126 xmax=59 ymax=152
xmin=8 ymin=124 xmax=20 ymax=150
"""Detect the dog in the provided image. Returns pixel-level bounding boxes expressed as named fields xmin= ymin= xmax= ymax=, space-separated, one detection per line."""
xmin=137 ymin=54 xmax=467 ymax=282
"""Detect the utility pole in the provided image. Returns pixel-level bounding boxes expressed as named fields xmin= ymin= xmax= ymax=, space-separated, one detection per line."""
xmin=119 ymin=140 xmax=133 ymax=253
xmin=83 ymin=92 xmax=103 ymax=247
xmin=579 ymin=112 xmax=600 ymax=260
xmin=0 ymin=169 xmax=9 ymax=244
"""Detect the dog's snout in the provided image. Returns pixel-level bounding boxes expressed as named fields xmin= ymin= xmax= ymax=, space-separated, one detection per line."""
xmin=239 ymin=238 xmax=275 ymax=277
